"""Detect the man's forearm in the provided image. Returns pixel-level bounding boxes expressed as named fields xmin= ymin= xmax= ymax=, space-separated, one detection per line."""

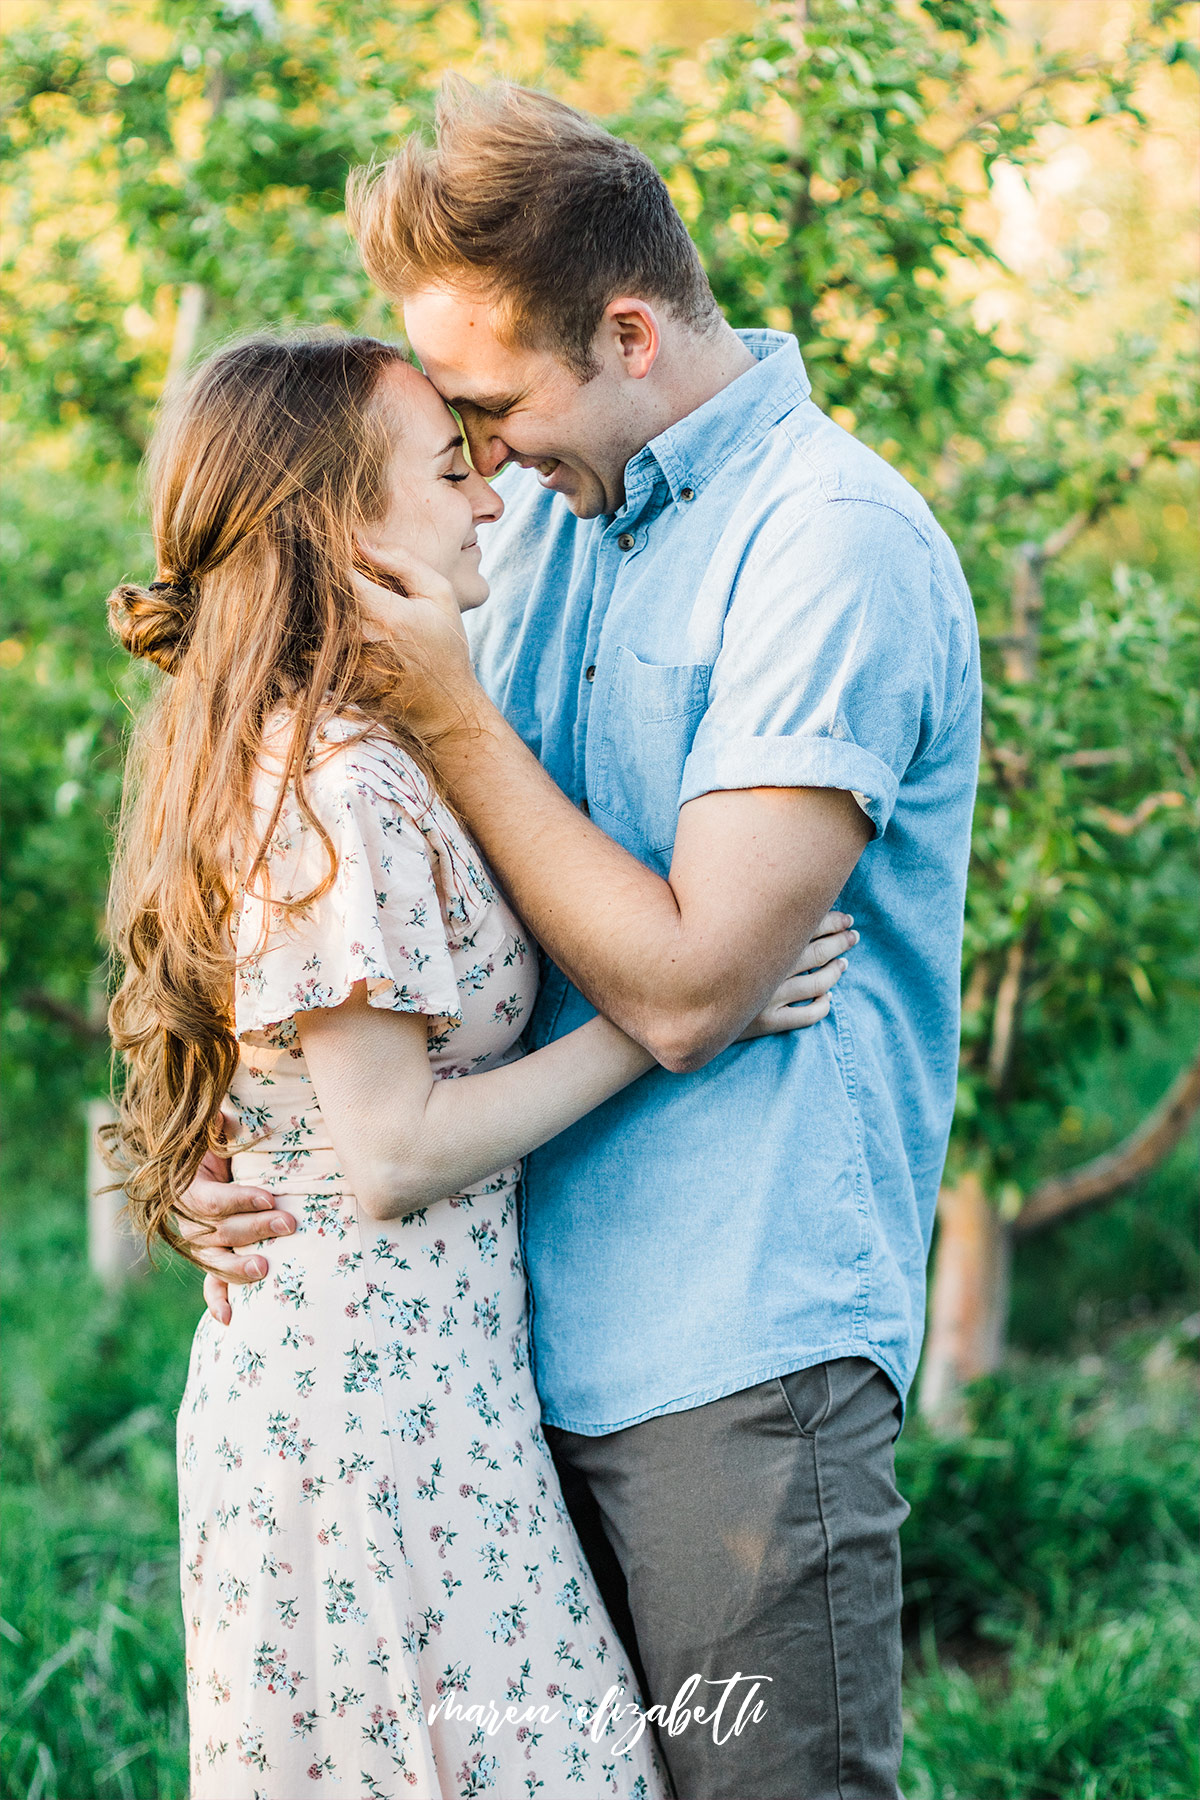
xmin=428 ymin=686 xmax=865 ymax=1069
xmin=432 ymin=691 xmax=697 ymax=1046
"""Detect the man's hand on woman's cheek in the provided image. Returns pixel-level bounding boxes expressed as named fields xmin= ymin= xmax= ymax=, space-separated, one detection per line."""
xmin=175 ymin=1146 xmax=296 ymax=1326
xmin=350 ymin=556 xmax=482 ymax=742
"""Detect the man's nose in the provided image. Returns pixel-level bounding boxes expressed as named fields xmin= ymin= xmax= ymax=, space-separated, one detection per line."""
xmin=465 ymin=424 xmax=510 ymax=480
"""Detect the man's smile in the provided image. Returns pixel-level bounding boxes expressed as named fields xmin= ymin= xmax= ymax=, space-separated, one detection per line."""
xmin=511 ymin=454 xmax=563 ymax=478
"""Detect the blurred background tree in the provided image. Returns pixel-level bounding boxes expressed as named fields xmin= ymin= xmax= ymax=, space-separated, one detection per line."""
xmin=2 ymin=2 xmax=1197 ymax=1795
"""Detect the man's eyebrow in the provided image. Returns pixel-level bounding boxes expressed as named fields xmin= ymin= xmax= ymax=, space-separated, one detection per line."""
xmin=449 ymin=393 xmax=522 ymax=416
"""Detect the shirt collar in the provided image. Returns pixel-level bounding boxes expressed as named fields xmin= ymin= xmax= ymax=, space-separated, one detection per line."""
xmin=621 ymin=331 xmax=812 ymax=515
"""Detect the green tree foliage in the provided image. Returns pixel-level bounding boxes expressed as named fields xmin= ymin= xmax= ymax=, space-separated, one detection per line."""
xmin=3 ymin=5 xmax=1197 ymax=1796
xmin=2 ymin=0 xmax=1197 ymax=1189
xmin=610 ymin=0 xmax=1199 ymax=1191
xmin=2 ymin=0 xmax=450 ymax=454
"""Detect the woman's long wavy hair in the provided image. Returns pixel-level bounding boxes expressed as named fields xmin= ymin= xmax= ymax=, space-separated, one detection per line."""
xmin=105 ymin=332 xmax=424 ymax=1263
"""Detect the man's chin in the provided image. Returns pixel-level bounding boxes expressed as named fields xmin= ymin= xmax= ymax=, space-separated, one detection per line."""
xmin=558 ymin=480 xmax=615 ymax=521
xmin=529 ymin=462 xmax=609 ymax=519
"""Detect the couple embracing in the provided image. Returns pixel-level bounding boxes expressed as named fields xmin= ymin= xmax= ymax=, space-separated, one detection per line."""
xmin=106 ymin=79 xmax=980 ymax=1800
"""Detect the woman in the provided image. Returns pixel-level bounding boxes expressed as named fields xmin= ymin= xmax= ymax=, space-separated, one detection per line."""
xmin=105 ymin=333 xmax=853 ymax=1800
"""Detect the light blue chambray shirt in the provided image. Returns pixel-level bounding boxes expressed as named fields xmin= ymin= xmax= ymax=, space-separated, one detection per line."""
xmin=468 ymin=332 xmax=981 ymax=1435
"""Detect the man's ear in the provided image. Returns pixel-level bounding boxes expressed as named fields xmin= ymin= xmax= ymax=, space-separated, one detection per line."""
xmin=602 ymin=297 xmax=661 ymax=381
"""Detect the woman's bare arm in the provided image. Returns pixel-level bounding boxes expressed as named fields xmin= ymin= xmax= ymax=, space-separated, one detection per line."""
xmin=296 ymin=983 xmax=656 ymax=1220
xmin=181 ymin=916 xmax=853 ymax=1314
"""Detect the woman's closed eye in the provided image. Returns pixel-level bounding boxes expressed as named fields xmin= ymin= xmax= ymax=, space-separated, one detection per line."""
xmin=443 ymin=471 xmax=471 ymax=484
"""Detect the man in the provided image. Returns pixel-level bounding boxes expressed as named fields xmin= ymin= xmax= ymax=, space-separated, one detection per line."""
xmin=190 ymin=79 xmax=980 ymax=1800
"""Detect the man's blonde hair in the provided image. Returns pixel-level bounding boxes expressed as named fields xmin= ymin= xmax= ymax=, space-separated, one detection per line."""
xmin=346 ymin=77 xmax=719 ymax=379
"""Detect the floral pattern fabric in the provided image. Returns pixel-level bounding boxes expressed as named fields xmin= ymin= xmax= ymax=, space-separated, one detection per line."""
xmin=179 ymin=718 xmax=664 ymax=1800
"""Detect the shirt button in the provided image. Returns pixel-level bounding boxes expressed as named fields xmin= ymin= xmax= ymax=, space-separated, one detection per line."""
xmin=585 ymin=665 xmax=596 ymax=683
xmin=617 ymin=532 xmax=635 ymax=550
xmin=681 ymin=486 xmax=695 ymax=501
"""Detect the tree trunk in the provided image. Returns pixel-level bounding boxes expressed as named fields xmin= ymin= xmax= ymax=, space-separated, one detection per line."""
xmin=163 ymin=281 xmax=207 ymax=392
xmin=918 ymin=1169 xmax=1010 ymax=1430
xmin=86 ymin=1098 xmax=143 ymax=1287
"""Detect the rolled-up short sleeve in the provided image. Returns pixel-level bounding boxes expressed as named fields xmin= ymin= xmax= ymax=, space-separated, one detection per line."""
xmin=679 ymin=499 xmax=947 ymax=838
xmin=235 ymin=737 xmax=465 ymax=1049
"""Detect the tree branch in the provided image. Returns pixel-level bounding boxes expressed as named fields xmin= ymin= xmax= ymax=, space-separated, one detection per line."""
xmin=1002 ymin=450 xmax=1153 ymax=685
xmin=1015 ymin=1051 xmax=1200 ymax=1233
xmin=1088 ymin=790 xmax=1186 ymax=836
xmin=1040 ymin=449 xmax=1151 ymax=561
xmin=944 ymin=55 xmax=1109 ymax=154
xmin=1061 ymin=747 xmax=1131 ymax=770
xmin=986 ymin=936 xmax=1026 ymax=1092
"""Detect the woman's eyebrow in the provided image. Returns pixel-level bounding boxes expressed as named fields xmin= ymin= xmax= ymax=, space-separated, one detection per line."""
xmin=436 ymin=433 xmax=465 ymax=456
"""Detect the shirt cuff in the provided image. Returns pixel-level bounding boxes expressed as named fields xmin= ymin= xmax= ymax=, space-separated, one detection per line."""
xmin=679 ymin=736 xmax=899 ymax=837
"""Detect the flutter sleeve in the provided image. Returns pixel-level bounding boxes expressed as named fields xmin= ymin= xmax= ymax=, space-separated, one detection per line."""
xmin=234 ymin=728 xmax=476 ymax=1050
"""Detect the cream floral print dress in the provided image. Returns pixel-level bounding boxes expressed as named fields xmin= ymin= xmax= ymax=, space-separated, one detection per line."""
xmin=178 ymin=715 xmax=665 ymax=1800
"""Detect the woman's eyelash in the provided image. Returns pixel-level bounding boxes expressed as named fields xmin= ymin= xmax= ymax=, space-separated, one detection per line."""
xmin=443 ymin=472 xmax=470 ymax=483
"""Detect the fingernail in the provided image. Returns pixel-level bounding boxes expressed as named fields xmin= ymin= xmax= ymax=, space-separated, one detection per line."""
xmin=838 ymin=957 xmax=848 ymax=970
xmin=850 ymin=930 xmax=860 ymax=944
xmin=253 ymin=1194 xmax=275 ymax=1210
xmin=271 ymin=1217 xmax=291 ymax=1234
xmin=843 ymin=914 xmax=854 ymax=926
xmin=247 ymin=1258 xmax=267 ymax=1278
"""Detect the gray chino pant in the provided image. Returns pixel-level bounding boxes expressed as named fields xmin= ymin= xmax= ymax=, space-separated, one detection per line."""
xmin=545 ymin=1357 xmax=908 ymax=1800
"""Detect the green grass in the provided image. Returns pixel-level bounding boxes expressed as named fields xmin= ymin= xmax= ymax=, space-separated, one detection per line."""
xmin=2 ymin=1136 xmax=197 ymax=1800
xmin=897 ymin=1339 xmax=1200 ymax=1799
xmin=2 ymin=1124 xmax=1197 ymax=1800
xmin=903 ymin=1598 xmax=1199 ymax=1800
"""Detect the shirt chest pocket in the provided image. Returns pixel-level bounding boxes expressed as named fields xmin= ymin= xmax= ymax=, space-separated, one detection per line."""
xmin=588 ymin=646 xmax=711 ymax=860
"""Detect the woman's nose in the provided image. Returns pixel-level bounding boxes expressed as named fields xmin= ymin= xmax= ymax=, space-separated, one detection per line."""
xmin=471 ymin=468 xmax=504 ymax=522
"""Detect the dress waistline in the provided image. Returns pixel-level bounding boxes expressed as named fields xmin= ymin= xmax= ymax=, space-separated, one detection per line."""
xmin=230 ymin=1147 xmax=520 ymax=1203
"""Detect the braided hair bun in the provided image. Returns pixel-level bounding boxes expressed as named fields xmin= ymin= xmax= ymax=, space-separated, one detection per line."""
xmin=107 ymin=577 xmax=196 ymax=675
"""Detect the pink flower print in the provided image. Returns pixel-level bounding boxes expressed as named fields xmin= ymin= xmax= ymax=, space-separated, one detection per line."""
xmin=247 ymin=1487 xmax=279 ymax=1535
xmin=471 ymin=1293 xmax=502 ymax=1339
xmin=328 ymin=1683 xmax=365 ymax=1718
xmin=342 ymin=1341 xmax=380 ymax=1394
xmin=367 ymin=1476 xmax=404 ymax=1543
xmin=486 ymin=1599 xmax=528 ymax=1646
xmin=265 ymin=1412 xmax=313 ymax=1462
xmin=415 ymin=1458 xmax=443 ymax=1501
xmin=322 ymin=1574 xmax=367 ymax=1627
xmin=217 ymin=1571 xmax=250 ymax=1616
xmin=272 ymin=1262 xmax=308 ymax=1309
xmin=236 ymin=1727 xmax=268 ymax=1771
xmin=468 ymin=1219 xmax=499 ymax=1263
xmin=251 ymin=1641 xmax=304 ymax=1697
